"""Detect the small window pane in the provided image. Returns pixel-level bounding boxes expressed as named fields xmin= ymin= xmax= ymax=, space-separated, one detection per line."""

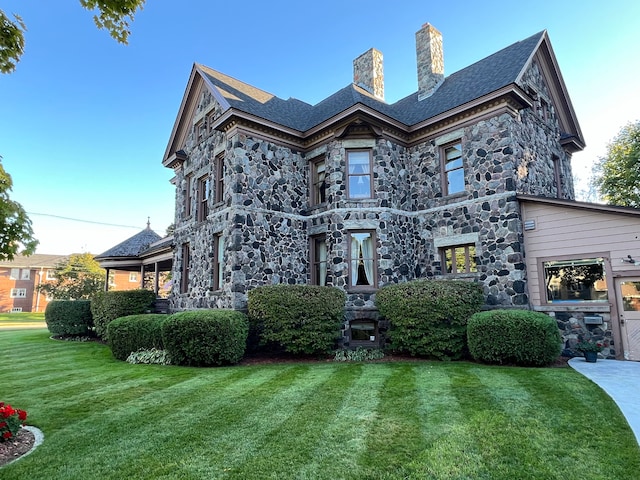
xmin=621 ymin=281 xmax=640 ymax=311
xmin=447 ymin=168 xmax=465 ymax=194
xmin=349 ymin=176 xmax=371 ymax=198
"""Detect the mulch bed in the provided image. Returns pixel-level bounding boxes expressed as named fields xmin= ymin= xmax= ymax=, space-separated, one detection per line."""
xmin=0 ymin=429 xmax=35 ymax=467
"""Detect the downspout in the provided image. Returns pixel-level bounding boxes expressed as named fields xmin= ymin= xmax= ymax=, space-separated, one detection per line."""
xmin=35 ymin=267 xmax=43 ymax=313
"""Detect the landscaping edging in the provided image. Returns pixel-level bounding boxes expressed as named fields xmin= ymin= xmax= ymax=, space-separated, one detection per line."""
xmin=1 ymin=426 xmax=44 ymax=468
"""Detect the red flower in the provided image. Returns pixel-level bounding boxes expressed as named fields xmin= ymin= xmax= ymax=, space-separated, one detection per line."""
xmin=0 ymin=421 xmax=6 ymax=428
xmin=2 ymin=431 xmax=12 ymax=439
xmin=17 ymin=410 xmax=27 ymax=421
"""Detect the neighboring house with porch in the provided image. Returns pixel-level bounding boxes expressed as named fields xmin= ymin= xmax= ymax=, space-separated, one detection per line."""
xmin=98 ymin=23 xmax=640 ymax=359
xmin=94 ymin=224 xmax=173 ymax=300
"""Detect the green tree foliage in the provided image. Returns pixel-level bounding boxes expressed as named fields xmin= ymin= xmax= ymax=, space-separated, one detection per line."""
xmin=39 ymin=253 xmax=105 ymax=300
xmin=592 ymin=120 xmax=640 ymax=207
xmin=0 ymin=1 xmax=145 ymax=74
xmin=0 ymin=159 xmax=37 ymax=259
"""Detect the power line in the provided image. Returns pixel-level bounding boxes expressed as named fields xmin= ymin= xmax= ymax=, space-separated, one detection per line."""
xmin=27 ymin=212 xmax=142 ymax=229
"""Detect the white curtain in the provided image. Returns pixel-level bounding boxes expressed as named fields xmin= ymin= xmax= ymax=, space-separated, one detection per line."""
xmin=361 ymin=235 xmax=374 ymax=285
xmin=350 ymin=236 xmax=360 ymax=286
xmin=217 ymin=236 xmax=225 ymax=287
xmin=319 ymin=240 xmax=327 ymax=286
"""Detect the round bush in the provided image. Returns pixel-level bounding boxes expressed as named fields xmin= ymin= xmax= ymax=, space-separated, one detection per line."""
xmin=161 ymin=310 xmax=248 ymax=366
xmin=375 ymin=279 xmax=484 ymax=360
xmin=45 ymin=300 xmax=93 ymax=336
xmin=107 ymin=314 xmax=168 ymax=361
xmin=247 ymin=285 xmax=345 ymax=355
xmin=467 ymin=309 xmax=561 ymax=366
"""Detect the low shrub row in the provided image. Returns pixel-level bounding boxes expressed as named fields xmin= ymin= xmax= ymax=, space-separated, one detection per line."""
xmin=107 ymin=310 xmax=249 ymax=366
xmin=91 ymin=290 xmax=156 ymax=342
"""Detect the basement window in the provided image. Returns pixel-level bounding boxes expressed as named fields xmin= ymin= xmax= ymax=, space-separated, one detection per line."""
xmin=350 ymin=321 xmax=378 ymax=344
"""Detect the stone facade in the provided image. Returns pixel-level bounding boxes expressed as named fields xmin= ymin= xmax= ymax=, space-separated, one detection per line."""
xmin=164 ymin=27 xmax=586 ymax=349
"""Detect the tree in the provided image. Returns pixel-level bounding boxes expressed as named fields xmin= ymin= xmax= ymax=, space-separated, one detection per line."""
xmin=592 ymin=120 xmax=640 ymax=208
xmin=0 ymin=1 xmax=145 ymax=74
xmin=39 ymin=253 xmax=106 ymax=300
xmin=0 ymin=159 xmax=38 ymax=260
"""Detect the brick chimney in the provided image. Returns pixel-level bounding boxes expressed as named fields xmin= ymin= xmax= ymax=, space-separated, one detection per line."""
xmin=353 ymin=48 xmax=384 ymax=101
xmin=416 ymin=23 xmax=444 ymax=100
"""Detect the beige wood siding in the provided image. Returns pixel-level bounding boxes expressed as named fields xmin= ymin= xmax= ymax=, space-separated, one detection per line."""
xmin=521 ymin=202 xmax=640 ymax=305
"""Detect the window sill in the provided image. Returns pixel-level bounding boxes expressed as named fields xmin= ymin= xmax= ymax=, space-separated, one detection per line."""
xmin=534 ymin=304 xmax=611 ymax=312
xmin=346 ymin=287 xmax=378 ymax=295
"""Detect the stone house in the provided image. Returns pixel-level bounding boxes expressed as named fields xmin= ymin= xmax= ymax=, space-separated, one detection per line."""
xmin=154 ymin=23 xmax=640 ymax=358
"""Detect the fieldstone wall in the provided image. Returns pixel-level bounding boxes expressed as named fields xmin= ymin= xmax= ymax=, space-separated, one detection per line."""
xmin=169 ymin=69 xmax=577 ymax=346
xmin=547 ymin=310 xmax=615 ymax=359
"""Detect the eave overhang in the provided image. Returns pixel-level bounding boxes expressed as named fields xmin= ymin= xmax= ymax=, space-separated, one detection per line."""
xmin=211 ymin=84 xmax=534 ymax=153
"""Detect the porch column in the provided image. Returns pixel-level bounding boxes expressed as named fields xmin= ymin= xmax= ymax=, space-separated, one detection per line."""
xmin=104 ymin=268 xmax=110 ymax=292
xmin=154 ymin=262 xmax=160 ymax=296
xmin=140 ymin=265 xmax=145 ymax=289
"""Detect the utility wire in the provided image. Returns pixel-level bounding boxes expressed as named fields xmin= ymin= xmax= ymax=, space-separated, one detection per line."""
xmin=27 ymin=212 xmax=142 ymax=229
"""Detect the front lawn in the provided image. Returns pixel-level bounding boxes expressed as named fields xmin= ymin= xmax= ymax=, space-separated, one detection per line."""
xmin=0 ymin=312 xmax=45 ymax=323
xmin=1 ymin=328 xmax=638 ymax=479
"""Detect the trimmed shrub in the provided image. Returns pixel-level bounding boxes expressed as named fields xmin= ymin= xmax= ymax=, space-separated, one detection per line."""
xmin=467 ymin=309 xmax=562 ymax=366
xmin=107 ymin=314 xmax=168 ymax=361
xmin=161 ymin=310 xmax=248 ymax=366
xmin=247 ymin=285 xmax=346 ymax=355
xmin=375 ymin=279 xmax=484 ymax=360
xmin=45 ymin=300 xmax=93 ymax=336
xmin=91 ymin=289 xmax=156 ymax=342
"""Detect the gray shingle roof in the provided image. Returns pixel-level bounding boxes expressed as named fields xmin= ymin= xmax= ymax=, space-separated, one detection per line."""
xmin=0 ymin=254 xmax=68 ymax=268
xmin=95 ymin=227 xmax=162 ymax=259
xmin=200 ymin=31 xmax=544 ymax=131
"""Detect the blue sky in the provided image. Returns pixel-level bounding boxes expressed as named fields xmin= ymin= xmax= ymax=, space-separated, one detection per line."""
xmin=1 ymin=0 xmax=638 ymax=254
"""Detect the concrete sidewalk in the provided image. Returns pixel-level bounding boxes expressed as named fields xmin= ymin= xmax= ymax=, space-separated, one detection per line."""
xmin=569 ymin=357 xmax=640 ymax=445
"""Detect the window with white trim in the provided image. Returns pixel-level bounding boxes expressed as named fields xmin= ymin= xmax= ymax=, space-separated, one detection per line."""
xmin=9 ymin=268 xmax=19 ymax=280
xmin=21 ymin=269 xmax=30 ymax=280
xmin=10 ymin=288 xmax=27 ymax=298
xmin=46 ymin=270 xmax=56 ymax=281
xmin=11 ymin=307 xmax=23 ymax=313
xmin=129 ymin=272 xmax=138 ymax=283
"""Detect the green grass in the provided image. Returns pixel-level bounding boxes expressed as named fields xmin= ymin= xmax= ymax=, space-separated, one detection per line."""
xmin=0 ymin=312 xmax=45 ymax=323
xmin=1 ymin=328 xmax=639 ymax=479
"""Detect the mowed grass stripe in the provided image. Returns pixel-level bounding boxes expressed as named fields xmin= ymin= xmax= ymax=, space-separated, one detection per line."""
xmin=212 ymin=364 xmax=363 ymax=479
xmin=355 ymin=363 xmax=427 ymax=478
xmin=295 ymin=363 xmax=393 ymax=479
xmin=163 ymin=365 xmax=339 ymax=478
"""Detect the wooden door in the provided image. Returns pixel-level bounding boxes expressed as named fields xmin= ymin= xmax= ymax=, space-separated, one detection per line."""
xmin=616 ymin=277 xmax=640 ymax=361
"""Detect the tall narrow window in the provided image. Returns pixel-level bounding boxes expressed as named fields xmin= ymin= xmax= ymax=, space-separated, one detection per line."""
xmin=211 ymin=234 xmax=224 ymax=290
xmin=180 ymin=243 xmax=190 ymax=294
xmin=185 ymin=174 xmax=193 ymax=217
xmin=20 ymin=269 xmax=30 ymax=280
xmin=215 ymin=155 xmax=224 ymax=204
xmin=311 ymin=235 xmax=328 ymax=286
xmin=442 ymin=142 xmax=464 ymax=195
xmin=552 ymin=155 xmax=561 ymax=198
xmin=9 ymin=268 xmax=19 ymax=280
xmin=347 ymin=150 xmax=372 ymax=199
xmin=197 ymin=175 xmax=210 ymax=222
xmin=441 ymin=244 xmax=477 ymax=274
xmin=311 ymin=157 xmax=327 ymax=205
xmin=349 ymin=231 xmax=376 ymax=288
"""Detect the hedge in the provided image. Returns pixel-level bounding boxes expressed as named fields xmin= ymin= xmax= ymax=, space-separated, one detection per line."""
xmin=107 ymin=314 xmax=168 ymax=361
xmin=375 ymin=279 xmax=484 ymax=360
xmin=467 ymin=309 xmax=562 ymax=366
xmin=45 ymin=300 xmax=93 ymax=336
xmin=161 ymin=310 xmax=248 ymax=366
xmin=247 ymin=285 xmax=346 ymax=355
xmin=91 ymin=289 xmax=156 ymax=342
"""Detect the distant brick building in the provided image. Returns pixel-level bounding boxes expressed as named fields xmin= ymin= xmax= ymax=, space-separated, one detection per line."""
xmin=0 ymin=254 xmax=66 ymax=313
